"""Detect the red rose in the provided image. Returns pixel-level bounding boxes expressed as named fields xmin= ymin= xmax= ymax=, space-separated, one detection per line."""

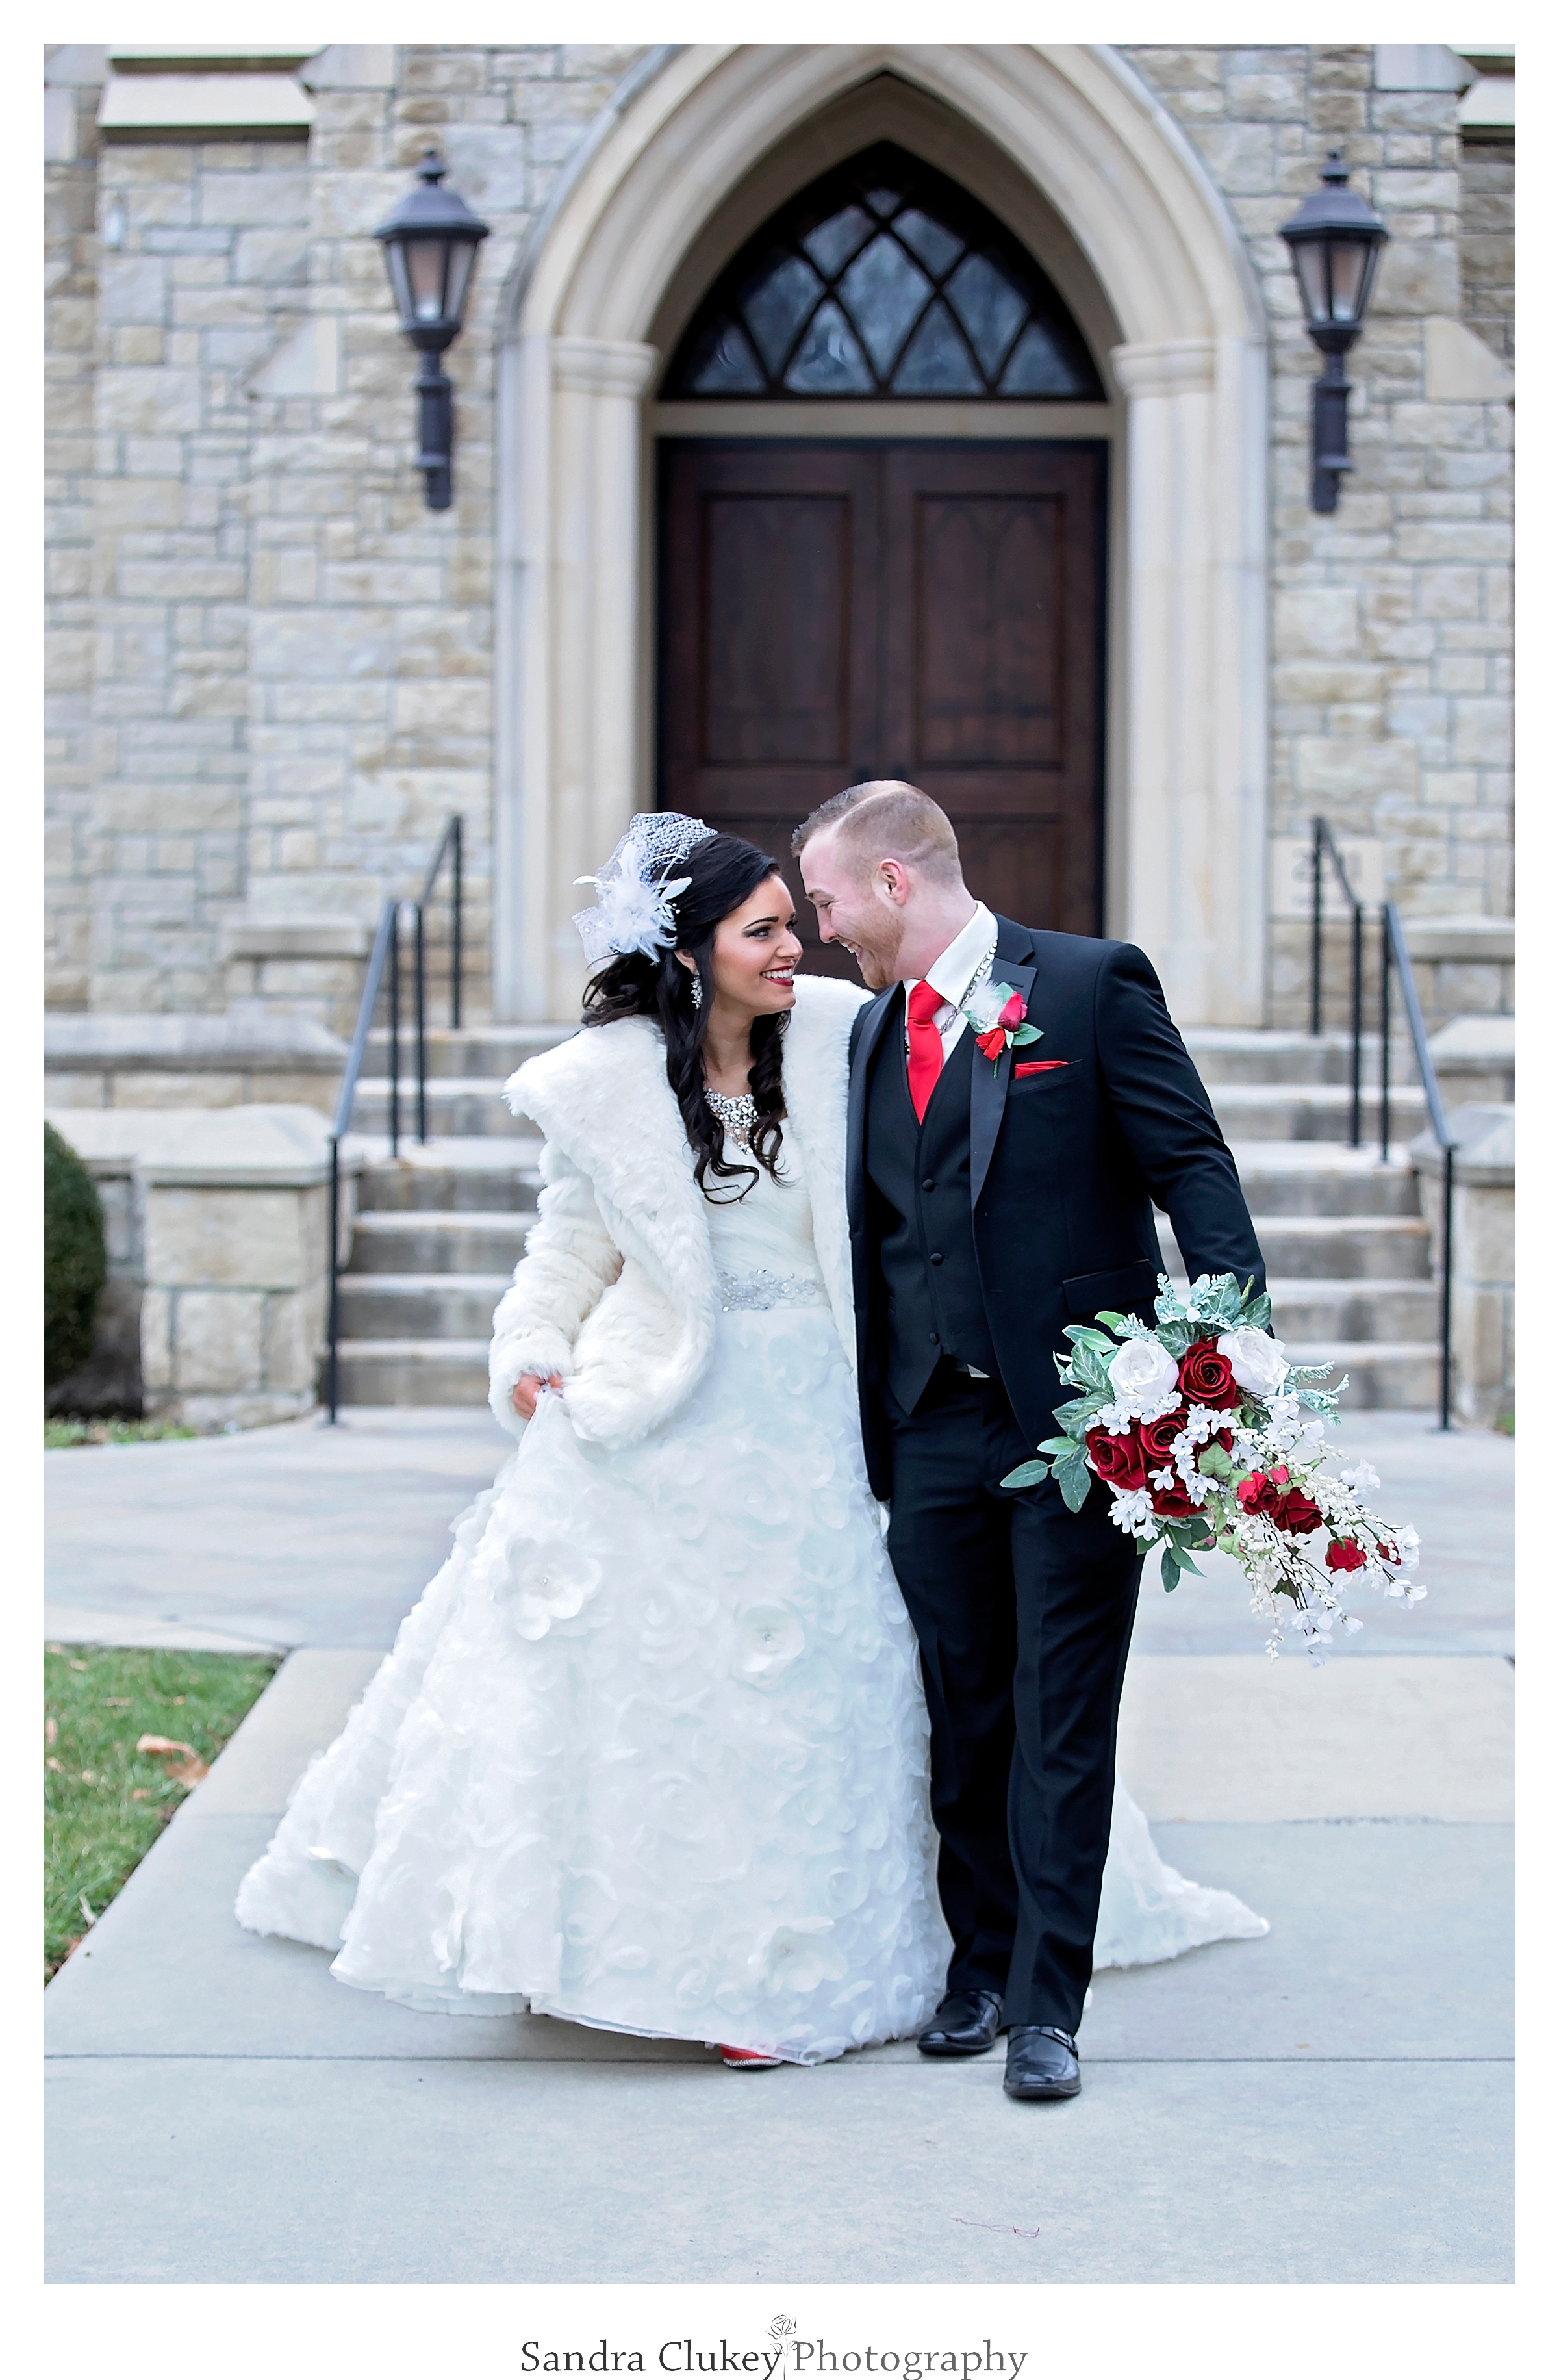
xmin=1326 ymin=1536 xmax=1367 ymax=1572
xmin=1137 ymin=1408 xmax=1187 ymax=1467
xmin=1276 ymin=1487 xmax=1324 ymax=1535
xmin=1085 ymin=1427 xmax=1147 ymax=1492
xmin=1149 ymin=1480 xmax=1200 ymax=1518
xmin=1236 ymin=1470 xmax=1285 ymax=1520
xmin=997 ymin=992 xmax=1026 ymax=1030
xmin=975 ymin=1026 xmax=1007 ymax=1062
xmin=1176 ymin=1339 xmax=1241 ymax=1410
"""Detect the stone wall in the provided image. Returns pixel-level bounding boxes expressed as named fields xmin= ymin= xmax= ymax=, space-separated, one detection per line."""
xmin=44 ymin=56 xmax=104 ymax=1012
xmin=1124 ymin=44 xmax=1514 ymax=1027
xmin=46 ymin=41 xmax=647 ymax=1021
xmin=45 ymin=1105 xmax=360 ymax=1429
xmin=1460 ymin=138 xmax=1514 ymax=364
xmin=45 ymin=44 xmax=1514 ymax=1029
xmin=1411 ymin=1105 xmax=1514 ymax=1430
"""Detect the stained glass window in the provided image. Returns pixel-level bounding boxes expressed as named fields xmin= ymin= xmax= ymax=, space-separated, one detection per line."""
xmin=665 ymin=143 xmax=1104 ymax=402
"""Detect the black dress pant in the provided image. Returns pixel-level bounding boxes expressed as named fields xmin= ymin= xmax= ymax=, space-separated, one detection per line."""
xmin=882 ymin=1361 xmax=1143 ymax=2032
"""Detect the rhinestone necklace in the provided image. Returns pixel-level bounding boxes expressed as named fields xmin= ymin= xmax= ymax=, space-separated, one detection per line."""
xmin=703 ymin=1086 xmax=759 ymax=1151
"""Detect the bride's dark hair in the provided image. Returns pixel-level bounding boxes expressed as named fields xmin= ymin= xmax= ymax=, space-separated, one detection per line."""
xmin=581 ymin=830 xmax=789 ymax=1200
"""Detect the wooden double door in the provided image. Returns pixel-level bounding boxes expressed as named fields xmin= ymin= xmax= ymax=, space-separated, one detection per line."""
xmin=657 ymin=440 xmax=1106 ymax=971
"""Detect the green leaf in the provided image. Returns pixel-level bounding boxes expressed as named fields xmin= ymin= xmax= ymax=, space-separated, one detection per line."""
xmin=1000 ymin=1459 xmax=1050 ymax=1489
xmin=1037 ymin=1435 xmax=1078 ymax=1457
xmin=1198 ymin=1441 xmax=1234 ymax=1480
xmin=1055 ymin=1393 xmax=1104 ymax=1427
xmin=1063 ymin=1325 xmax=1117 ymax=1355
xmin=1055 ymin=1448 xmax=1092 ymax=1513
xmin=1065 ymin=1344 xmax=1109 ymax=1392
xmin=1011 ymin=1023 xmax=1042 ymax=1045
xmin=1092 ymin=1310 xmax=1129 ymax=1335
xmin=1160 ymin=1544 xmax=1182 ymax=1592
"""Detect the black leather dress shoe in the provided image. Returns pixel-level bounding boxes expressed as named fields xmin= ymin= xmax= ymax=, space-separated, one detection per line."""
xmin=1004 ymin=2025 xmax=1081 ymax=2099
xmin=917 ymin=1989 xmax=1005 ymax=2056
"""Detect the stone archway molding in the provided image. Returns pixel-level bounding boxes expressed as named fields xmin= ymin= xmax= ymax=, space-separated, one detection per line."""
xmin=494 ymin=44 xmax=1269 ymax=1024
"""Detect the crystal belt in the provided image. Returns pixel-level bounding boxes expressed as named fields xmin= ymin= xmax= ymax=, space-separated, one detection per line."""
xmin=717 ymin=1266 xmax=828 ymax=1314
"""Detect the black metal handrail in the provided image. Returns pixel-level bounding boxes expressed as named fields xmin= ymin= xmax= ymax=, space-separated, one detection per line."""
xmin=1380 ymin=899 xmax=1454 ymax=1432
xmin=323 ymin=815 xmax=464 ymax=1423
xmin=1309 ymin=813 xmax=1365 ymax=1145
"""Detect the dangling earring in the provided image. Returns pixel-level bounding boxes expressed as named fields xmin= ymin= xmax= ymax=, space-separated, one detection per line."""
xmin=689 ymin=973 xmax=703 ymax=1011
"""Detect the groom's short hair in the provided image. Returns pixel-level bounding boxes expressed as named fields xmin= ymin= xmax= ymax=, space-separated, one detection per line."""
xmin=791 ymin=780 xmax=962 ymax=886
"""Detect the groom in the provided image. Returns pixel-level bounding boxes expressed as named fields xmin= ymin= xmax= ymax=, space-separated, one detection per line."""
xmin=795 ymin=782 xmax=1265 ymax=2101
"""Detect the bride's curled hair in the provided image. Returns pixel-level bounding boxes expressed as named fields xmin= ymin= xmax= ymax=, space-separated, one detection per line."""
xmin=581 ymin=831 xmax=788 ymax=1199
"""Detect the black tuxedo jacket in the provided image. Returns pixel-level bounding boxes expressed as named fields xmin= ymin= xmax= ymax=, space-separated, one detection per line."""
xmin=846 ymin=915 xmax=1265 ymax=1502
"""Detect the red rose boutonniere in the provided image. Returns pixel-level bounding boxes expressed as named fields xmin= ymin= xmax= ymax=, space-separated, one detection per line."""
xmin=962 ymin=981 xmax=1043 ymax=1069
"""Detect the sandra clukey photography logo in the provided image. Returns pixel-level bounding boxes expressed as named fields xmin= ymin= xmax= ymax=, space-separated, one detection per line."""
xmin=519 ymin=2337 xmax=1028 ymax=2379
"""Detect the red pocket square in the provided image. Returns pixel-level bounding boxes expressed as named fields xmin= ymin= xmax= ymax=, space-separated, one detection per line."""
xmin=1015 ymin=1060 xmax=1067 ymax=1076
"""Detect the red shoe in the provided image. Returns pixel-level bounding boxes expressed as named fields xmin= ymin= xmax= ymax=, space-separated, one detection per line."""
xmin=718 ymin=2044 xmax=783 ymax=2069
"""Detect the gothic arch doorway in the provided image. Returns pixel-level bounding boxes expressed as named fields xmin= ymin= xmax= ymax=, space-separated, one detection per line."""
xmin=494 ymin=45 xmax=1268 ymax=1024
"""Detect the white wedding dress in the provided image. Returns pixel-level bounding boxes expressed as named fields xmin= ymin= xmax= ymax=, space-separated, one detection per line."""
xmin=236 ymin=1133 xmax=1264 ymax=2060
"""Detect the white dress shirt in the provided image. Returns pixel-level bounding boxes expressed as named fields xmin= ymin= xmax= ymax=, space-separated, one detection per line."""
xmin=902 ymin=900 xmax=999 ymax=1058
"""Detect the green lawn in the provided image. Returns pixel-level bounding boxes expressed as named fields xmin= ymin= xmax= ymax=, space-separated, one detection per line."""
xmin=46 ymin=1417 xmax=197 ymax=1448
xmin=44 ymin=1643 xmax=280 ymax=1982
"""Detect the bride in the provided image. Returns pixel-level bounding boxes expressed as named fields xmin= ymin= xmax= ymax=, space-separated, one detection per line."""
xmin=236 ymin=815 xmax=1264 ymax=2066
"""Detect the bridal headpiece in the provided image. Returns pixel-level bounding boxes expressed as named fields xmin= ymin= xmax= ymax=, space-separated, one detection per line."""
xmin=572 ymin=812 xmax=716 ymax=967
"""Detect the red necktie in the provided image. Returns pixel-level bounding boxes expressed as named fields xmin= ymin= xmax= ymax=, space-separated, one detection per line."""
xmin=906 ymin=980 xmax=944 ymax=1124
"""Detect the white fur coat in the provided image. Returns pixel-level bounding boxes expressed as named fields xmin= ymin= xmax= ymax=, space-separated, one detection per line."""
xmin=488 ymin=974 xmax=868 ymax=1447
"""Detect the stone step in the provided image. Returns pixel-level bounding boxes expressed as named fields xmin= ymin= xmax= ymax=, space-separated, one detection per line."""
xmin=1158 ymin=1211 xmax=1430 ymax=1281
xmin=359 ymin=1023 xmax=575 ymax=1080
xmin=343 ymin=1136 xmax=543 ymax=1211
xmin=1279 ymin=1340 xmax=1443 ymax=1411
xmin=347 ymin=1210 xmax=529 ymax=1274
xmin=348 ymin=1077 xmax=532 ymax=1137
xmin=1208 ymin=1081 xmax=1426 ymax=1142
xmin=1183 ymin=1028 xmax=1413 ymax=1087
xmin=1253 ymin=1215 xmax=1429 ymax=1281
xmin=1223 ymin=1143 xmax=1424 ymax=1215
xmin=333 ymin=1338 xmax=491 ymax=1406
xmin=1265 ymin=1279 xmax=1442 ymax=1342
xmin=336 ymin=1273 xmax=509 ymax=1340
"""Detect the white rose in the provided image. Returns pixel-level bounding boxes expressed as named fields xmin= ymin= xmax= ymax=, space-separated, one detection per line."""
xmin=1105 ymin=1333 xmax=1180 ymax=1419
xmin=1217 ymin=1326 xmax=1288 ymax=1401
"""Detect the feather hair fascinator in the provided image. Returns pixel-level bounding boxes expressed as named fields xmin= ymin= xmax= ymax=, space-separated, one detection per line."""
xmin=572 ymin=811 xmax=716 ymax=967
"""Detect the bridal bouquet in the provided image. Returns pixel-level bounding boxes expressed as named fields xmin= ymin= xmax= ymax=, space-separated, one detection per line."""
xmin=1001 ymin=1271 xmax=1423 ymax=1661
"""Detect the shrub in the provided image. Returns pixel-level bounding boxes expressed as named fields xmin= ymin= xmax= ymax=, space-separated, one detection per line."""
xmin=44 ymin=1123 xmax=107 ymax=1388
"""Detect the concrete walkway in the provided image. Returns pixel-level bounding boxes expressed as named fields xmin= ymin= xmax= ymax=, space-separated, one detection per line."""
xmin=44 ymin=1407 xmax=1514 ymax=2282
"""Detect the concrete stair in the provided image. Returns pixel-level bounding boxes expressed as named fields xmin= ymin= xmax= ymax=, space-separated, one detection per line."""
xmin=331 ymin=1023 xmax=563 ymax=1403
xmin=328 ymin=1020 xmax=1439 ymax=1410
xmin=1171 ymin=1029 xmax=1438 ymax=1409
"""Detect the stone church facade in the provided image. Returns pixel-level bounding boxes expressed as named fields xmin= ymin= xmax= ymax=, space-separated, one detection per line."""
xmin=44 ymin=42 xmax=1515 ymax=1034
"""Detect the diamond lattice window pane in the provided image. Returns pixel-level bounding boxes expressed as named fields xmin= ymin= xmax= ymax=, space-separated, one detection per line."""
xmin=946 ymin=251 xmax=1028 ymax=379
xmin=893 ymin=301 xmax=983 ymax=394
xmin=742 ymin=250 xmax=824 ymax=377
xmin=893 ymin=207 xmax=963 ymax=277
xmin=663 ymin=141 xmax=1103 ymax=402
xmin=838 ymin=235 xmax=932 ymax=377
xmin=998 ymin=320 xmax=1084 ymax=395
xmin=783 ymin=300 xmax=874 ymax=394
xmin=801 ymin=205 xmax=875 ymax=279
xmin=685 ymin=320 xmax=767 ymax=394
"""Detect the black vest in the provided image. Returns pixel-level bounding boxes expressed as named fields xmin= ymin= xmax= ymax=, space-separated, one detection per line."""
xmin=865 ymin=1010 xmax=1001 ymax=1413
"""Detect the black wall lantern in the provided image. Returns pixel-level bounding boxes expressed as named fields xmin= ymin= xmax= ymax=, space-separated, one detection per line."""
xmin=374 ymin=150 xmax=490 ymax=511
xmin=1280 ymin=153 xmax=1390 ymax=513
